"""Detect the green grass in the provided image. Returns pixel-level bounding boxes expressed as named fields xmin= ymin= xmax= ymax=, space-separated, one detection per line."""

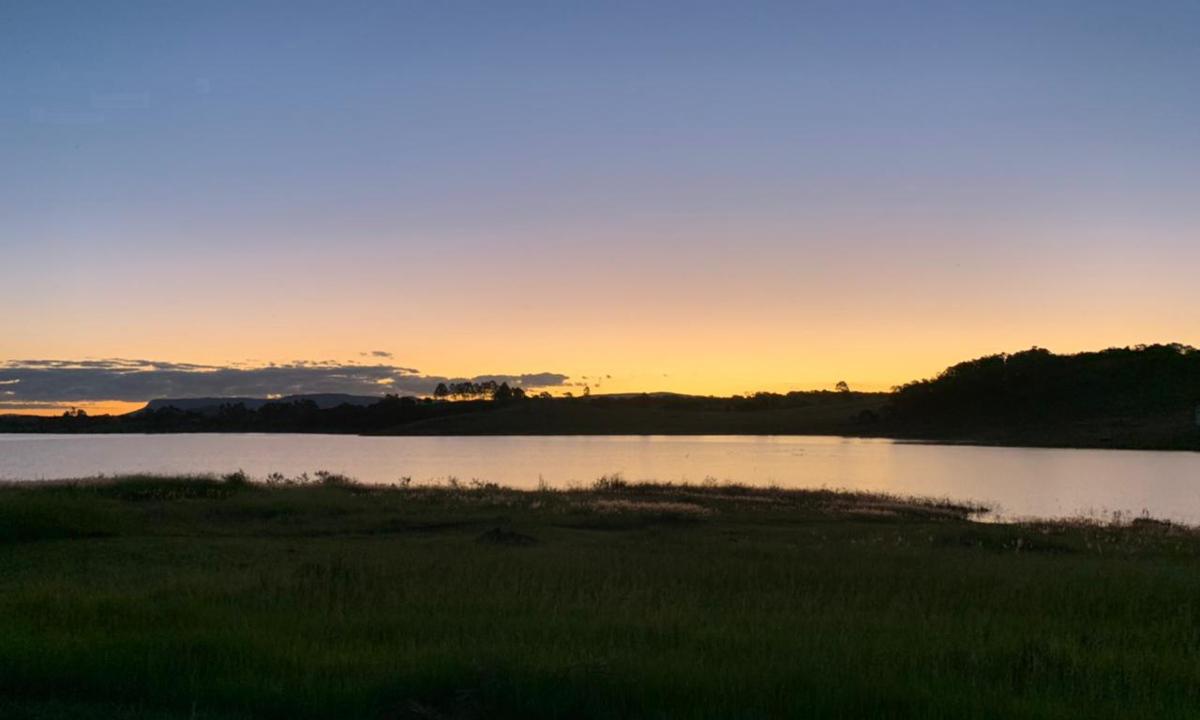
xmin=1 ymin=475 xmax=1199 ymax=719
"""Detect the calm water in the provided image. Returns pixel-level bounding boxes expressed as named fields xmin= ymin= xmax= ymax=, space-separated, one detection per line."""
xmin=2 ymin=433 xmax=1199 ymax=523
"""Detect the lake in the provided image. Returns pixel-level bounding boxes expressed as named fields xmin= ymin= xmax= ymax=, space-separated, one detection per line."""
xmin=2 ymin=433 xmax=1199 ymax=522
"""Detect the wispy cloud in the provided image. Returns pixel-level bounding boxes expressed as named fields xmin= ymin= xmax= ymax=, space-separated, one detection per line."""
xmin=0 ymin=359 xmax=569 ymax=404
xmin=0 ymin=400 xmax=78 ymax=410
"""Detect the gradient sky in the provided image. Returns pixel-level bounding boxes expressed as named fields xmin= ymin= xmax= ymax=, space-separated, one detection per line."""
xmin=3 ymin=1 xmax=1199 ymax=411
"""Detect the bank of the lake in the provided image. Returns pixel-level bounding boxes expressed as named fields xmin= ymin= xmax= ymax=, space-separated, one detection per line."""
xmin=2 ymin=475 xmax=1199 ymax=719
xmin=5 ymin=396 xmax=1197 ymax=453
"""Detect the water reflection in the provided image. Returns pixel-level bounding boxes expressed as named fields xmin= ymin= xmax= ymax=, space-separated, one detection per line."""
xmin=2 ymin=434 xmax=1199 ymax=523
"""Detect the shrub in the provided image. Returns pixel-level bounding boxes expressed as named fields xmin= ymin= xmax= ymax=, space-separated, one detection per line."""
xmin=222 ymin=470 xmax=250 ymax=487
xmin=593 ymin=473 xmax=628 ymax=491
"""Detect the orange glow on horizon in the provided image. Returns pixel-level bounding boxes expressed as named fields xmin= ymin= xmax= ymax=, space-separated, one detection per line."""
xmin=3 ymin=401 xmax=148 ymax=418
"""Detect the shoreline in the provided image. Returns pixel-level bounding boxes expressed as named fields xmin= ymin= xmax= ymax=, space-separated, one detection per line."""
xmin=2 ymin=471 xmax=1193 ymax=529
xmin=2 ymin=427 xmax=1198 ymax=453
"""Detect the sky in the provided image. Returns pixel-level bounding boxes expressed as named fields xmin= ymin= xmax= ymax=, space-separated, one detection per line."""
xmin=3 ymin=1 xmax=1199 ymax=413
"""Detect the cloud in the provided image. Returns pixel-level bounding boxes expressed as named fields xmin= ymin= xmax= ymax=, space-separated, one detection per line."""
xmin=0 ymin=400 xmax=74 ymax=410
xmin=0 ymin=359 xmax=570 ymax=404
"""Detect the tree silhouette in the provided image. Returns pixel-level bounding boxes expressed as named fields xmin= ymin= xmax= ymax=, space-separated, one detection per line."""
xmin=493 ymin=382 xmax=514 ymax=403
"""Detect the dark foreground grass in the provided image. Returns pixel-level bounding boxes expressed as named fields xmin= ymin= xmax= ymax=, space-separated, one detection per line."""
xmin=1 ymin=475 xmax=1199 ymax=719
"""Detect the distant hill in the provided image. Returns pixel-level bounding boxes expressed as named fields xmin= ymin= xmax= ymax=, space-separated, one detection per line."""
xmin=141 ymin=394 xmax=383 ymax=414
xmin=381 ymin=393 xmax=886 ymax=436
xmin=2 ymin=344 xmax=1198 ymax=450
xmin=885 ymin=344 xmax=1200 ymax=449
xmin=0 ymin=390 xmax=885 ymax=437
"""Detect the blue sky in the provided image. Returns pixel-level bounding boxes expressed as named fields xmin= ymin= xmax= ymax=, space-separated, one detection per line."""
xmin=3 ymin=1 xmax=1199 ymax=408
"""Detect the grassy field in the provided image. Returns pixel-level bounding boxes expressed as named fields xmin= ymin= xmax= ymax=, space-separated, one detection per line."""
xmin=1 ymin=475 xmax=1199 ymax=719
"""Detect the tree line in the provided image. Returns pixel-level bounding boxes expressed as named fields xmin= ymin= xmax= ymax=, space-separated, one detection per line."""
xmin=887 ymin=343 xmax=1200 ymax=430
xmin=433 ymin=381 xmax=552 ymax=401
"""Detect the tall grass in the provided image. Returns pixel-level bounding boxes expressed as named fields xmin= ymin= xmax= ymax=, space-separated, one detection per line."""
xmin=0 ymin=475 xmax=1198 ymax=719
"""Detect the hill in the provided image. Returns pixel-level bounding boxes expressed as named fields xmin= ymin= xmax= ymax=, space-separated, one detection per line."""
xmin=1 ymin=344 xmax=1198 ymax=450
xmin=0 ymin=391 xmax=886 ymax=436
xmin=142 ymin=394 xmax=382 ymax=414
xmin=885 ymin=344 xmax=1200 ymax=449
xmin=384 ymin=392 xmax=884 ymax=435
